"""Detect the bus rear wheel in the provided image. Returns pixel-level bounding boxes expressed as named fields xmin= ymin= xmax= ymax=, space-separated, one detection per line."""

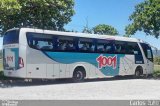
xmin=72 ymin=68 xmax=85 ymax=82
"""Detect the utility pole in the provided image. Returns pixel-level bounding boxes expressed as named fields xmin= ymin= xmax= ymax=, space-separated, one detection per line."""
xmin=83 ymin=17 xmax=91 ymax=33
xmin=86 ymin=17 xmax=89 ymax=31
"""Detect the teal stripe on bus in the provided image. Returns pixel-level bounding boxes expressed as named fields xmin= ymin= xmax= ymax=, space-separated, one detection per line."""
xmin=43 ymin=52 xmax=125 ymax=76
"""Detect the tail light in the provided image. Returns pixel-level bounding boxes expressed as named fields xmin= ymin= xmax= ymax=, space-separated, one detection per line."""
xmin=19 ymin=57 xmax=24 ymax=68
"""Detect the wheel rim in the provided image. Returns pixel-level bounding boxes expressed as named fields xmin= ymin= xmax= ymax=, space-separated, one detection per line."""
xmin=135 ymin=71 xmax=140 ymax=77
xmin=74 ymin=71 xmax=83 ymax=81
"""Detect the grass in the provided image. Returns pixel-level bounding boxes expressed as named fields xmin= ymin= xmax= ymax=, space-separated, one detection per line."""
xmin=154 ymin=65 xmax=160 ymax=72
xmin=153 ymin=65 xmax=160 ymax=78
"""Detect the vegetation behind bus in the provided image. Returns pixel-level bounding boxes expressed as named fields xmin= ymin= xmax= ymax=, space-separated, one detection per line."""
xmin=154 ymin=56 xmax=160 ymax=65
xmin=0 ymin=0 xmax=75 ymax=35
xmin=82 ymin=24 xmax=119 ymax=36
xmin=92 ymin=24 xmax=119 ymax=35
xmin=153 ymin=56 xmax=160 ymax=78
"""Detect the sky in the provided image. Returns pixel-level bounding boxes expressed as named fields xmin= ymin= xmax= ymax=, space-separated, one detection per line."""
xmin=65 ymin=0 xmax=160 ymax=50
xmin=0 ymin=0 xmax=159 ymax=50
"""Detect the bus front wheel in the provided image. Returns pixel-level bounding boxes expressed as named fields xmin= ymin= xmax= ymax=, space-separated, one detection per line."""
xmin=134 ymin=66 xmax=143 ymax=78
xmin=72 ymin=67 xmax=86 ymax=82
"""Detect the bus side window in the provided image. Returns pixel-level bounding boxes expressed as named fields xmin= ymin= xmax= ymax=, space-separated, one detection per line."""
xmin=26 ymin=32 xmax=54 ymax=51
xmin=79 ymin=42 xmax=90 ymax=51
xmin=81 ymin=43 xmax=88 ymax=51
xmin=35 ymin=40 xmax=40 ymax=49
xmin=34 ymin=40 xmax=53 ymax=50
xmin=96 ymin=40 xmax=114 ymax=53
xmin=57 ymin=40 xmax=65 ymax=51
xmin=88 ymin=43 xmax=95 ymax=52
xmin=126 ymin=42 xmax=141 ymax=55
xmin=57 ymin=37 xmax=76 ymax=52
xmin=105 ymin=44 xmax=113 ymax=53
xmin=97 ymin=43 xmax=105 ymax=52
xmin=78 ymin=38 xmax=95 ymax=52
xmin=65 ymin=41 xmax=75 ymax=51
xmin=31 ymin=39 xmax=39 ymax=49
xmin=134 ymin=45 xmax=141 ymax=55
xmin=114 ymin=41 xmax=128 ymax=54
xmin=115 ymin=44 xmax=120 ymax=53
xmin=40 ymin=41 xmax=53 ymax=50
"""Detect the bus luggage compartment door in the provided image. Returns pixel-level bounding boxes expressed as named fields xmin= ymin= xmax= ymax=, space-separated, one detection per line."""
xmin=27 ymin=64 xmax=46 ymax=78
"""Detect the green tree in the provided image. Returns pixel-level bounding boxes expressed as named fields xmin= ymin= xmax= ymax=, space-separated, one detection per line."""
xmin=92 ymin=24 xmax=118 ymax=35
xmin=0 ymin=0 xmax=75 ymax=34
xmin=125 ymin=0 xmax=160 ymax=38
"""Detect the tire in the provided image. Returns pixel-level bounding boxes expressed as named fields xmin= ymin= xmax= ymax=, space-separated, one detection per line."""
xmin=72 ymin=69 xmax=85 ymax=82
xmin=134 ymin=66 xmax=143 ymax=78
xmin=135 ymin=70 xmax=141 ymax=78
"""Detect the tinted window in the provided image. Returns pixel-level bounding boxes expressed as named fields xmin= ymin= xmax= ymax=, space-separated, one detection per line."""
xmin=97 ymin=40 xmax=113 ymax=53
xmin=3 ymin=30 xmax=19 ymax=45
xmin=114 ymin=41 xmax=126 ymax=54
xmin=27 ymin=32 xmax=54 ymax=51
xmin=78 ymin=38 xmax=95 ymax=52
xmin=36 ymin=40 xmax=53 ymax=50
xmin=126 ymin=42 xmax=141 ymax=55
xmin=113 ymin=41 xmax=142 ymax=55
xmin=57 ymin=36 xmax=76 ymax=51
xmin=26 ymin=32 xmax=144 ymax=56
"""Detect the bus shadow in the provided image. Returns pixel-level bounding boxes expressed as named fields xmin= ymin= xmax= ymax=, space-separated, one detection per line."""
xmin=0 ymin=76 xmax=153 ymax=88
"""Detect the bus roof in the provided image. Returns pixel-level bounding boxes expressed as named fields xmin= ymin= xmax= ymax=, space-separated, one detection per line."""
xmin=7 ymin=27 xmax=144 ymax=43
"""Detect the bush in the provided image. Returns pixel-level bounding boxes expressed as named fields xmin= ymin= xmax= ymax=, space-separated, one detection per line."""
xmin=154 ymin=56 xmax=160 ymax=65
xmin=153 ymin=70 xmax=160 ymax=78
xmin=0 ymin=71 xmax=4 ymax=76
xmin=0 ymin=71 xmax=8 ymax=80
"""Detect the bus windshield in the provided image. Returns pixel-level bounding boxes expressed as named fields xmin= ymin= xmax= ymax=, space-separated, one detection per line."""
xmin=3 ymin=29 xmax=19 ymax=45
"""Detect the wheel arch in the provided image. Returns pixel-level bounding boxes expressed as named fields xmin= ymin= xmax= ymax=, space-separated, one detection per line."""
xmin=135 ymin=65 xmax=143 ymax=75
xmin=73 ymin=65 xmax=86 ymax=78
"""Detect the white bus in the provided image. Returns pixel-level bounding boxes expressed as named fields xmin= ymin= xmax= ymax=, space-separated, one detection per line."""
xmin=3 ymin=28 xmax=154 ymax=82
